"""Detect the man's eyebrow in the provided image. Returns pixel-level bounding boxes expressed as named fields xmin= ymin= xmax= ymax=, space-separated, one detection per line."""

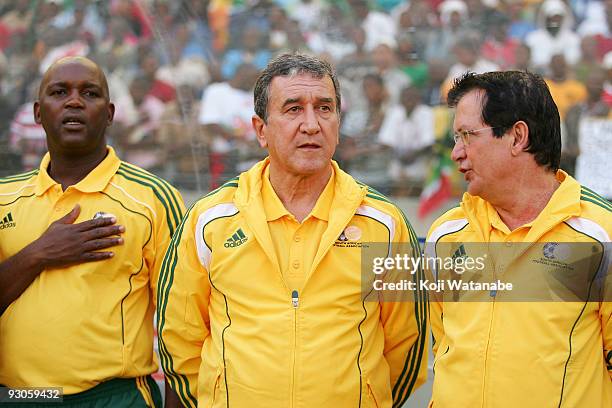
xmin=46 ymin=81 xmax=103 ymax=89
xmin=281 ymin=97 xmax=335 ymax=108
xmin=281 ymin=97 xmax=301 ymax=108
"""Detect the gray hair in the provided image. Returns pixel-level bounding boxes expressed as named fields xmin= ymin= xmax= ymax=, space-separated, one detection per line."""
xmin=253 ymin=53 xmax=341 ymax=122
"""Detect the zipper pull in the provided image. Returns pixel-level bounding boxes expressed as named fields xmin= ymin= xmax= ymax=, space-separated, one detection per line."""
xmin=291 ymin=290 xmax=299 ymax=308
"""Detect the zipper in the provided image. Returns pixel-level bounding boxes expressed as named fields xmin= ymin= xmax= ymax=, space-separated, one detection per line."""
xmin=290 ymin=290 xmax=299 ymax=408
xmin=481 ymin=279 xmax=497 ymax=406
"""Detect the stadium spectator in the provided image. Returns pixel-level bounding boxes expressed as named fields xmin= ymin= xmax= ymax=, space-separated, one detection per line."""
xmin=339 ymin=73 xmax=393 ymax=190
xmin=158 ymin=83 xmax=207 ymax=188
xmin=348 ymin=0 xmax=396 ymax=51
xmin=9 ymin=101 xmax=47 ymax=171
xmin=337 ymin=26 xmax=372 ymax=71
xmin=281 ymin=19 xmax=312 ymax=54
xmin=287 ymin=0 xmax=326 ymax=35
xmin=394 ymin=1 xmax=435 ymax=59
xmin=422 ymin=58 xmax=451 ymax=105
xmin=51 ymin=0 xmax=105 ymax=42
xmin=155 ymin=26 xmax=210 ymax=92
xmin=575 ymin=34 xmax=604 ymax=83
xmin=371 ymin=42 xmax=410 ymax=104
xmin=379 ymin=85 xmax=435 ymax=189
xmin=510 ymin=41 xmax=533 ymax=71
xmin=464 ymin=0 xmax=504 ymax=35
xmin=111 ymin=75 xmax=166 ymax=171
xmin=0 ymin=0 xmax=609 ymax=198
xmin=525 ymin=0 xmax=581 ymax=69
xmin=267 ymin=4 xmax=290 ymax=52
xmin=604 ymin=51 xmax=612 ymax=105
xmin=544 ymin=54 xmax=588 ymax=119
xmin=0 ymin=0 xmax=33 ymax=35
xmin=226 ymin=0 xmax=271 ymax=51
xmin=397 ymin=33 xmax=429 ymax=88
xmin=306 ymin=2 xmax=354 ymax=61
xmin=440 ymin=35 xmax=500 ymax=101
xmin=566 ymin=68 xmax=612 ymax=199
xmin=0 ymin=53 xmax=16 ymax=137
xmin=139 ymin=50 xmax=176 ymax=103
xmin=563 ymin=67 xmax=610 ymax=175
xmin=175 ymin=1 xmax=215 ymax=63
xmin=480 ymin=13 xmax=520 ymax=69
xmin=425 ymin=0 xmax=473 ymax=63
xmin=97 ymin=17 xmax=139 ymax=70
xmin=221 ymin=24 xmax=272 ymax=79
xmin=577 ymin=0 xmax=611 ymax=39
xmin=198 ymin=63 xmax=261 ymax=188
xmin=504 ymin=0 xmax=536 ymax=41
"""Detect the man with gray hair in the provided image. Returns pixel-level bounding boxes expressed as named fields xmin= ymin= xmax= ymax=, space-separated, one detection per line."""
xmin=157 ymin=53 xmax=427 ymax=407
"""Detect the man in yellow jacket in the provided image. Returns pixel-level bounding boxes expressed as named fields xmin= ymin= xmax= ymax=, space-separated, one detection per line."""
xmin=426 ymin=71 xmax=611 ymax=407
xmin=0 ymin=57 xmax=185 ymax=406
xmin=157 ymin=53 xmax=427 ymax=407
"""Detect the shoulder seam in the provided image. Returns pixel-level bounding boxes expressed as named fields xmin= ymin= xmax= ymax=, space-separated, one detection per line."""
xmin=0 ymin=170 xmax=39 ymax=185
xmin=115 ymin=166 xmax=183 ymax=234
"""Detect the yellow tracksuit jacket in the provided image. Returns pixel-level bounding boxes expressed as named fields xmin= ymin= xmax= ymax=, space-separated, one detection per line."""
xmin=426 ymin=171 xmax=611 ymax=407
xmin=157 ymin=159 xmax=427 ymax=408
xmin=0 ymin=147 xmax=185 ymax=394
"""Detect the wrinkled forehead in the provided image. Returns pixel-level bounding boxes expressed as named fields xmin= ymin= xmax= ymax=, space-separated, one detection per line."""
xmin=270 ymin=73 xmax=335 ymax=100
xmin=40 ymin=58 xmax=109 ymax=97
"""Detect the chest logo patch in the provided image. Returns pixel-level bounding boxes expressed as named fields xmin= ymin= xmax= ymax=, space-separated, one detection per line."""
xmin=0 ymin=212 xmax=16 ymax=230
xmin=334 ymin=225 xmax=365 ymax=248
xmin=225 ymin=228 xmax=248 ymax=248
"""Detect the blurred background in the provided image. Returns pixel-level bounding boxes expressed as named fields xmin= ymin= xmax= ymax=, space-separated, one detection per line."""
xmin=1 ymin=0 xmax=610 ymax=405
xmin=1 ymin=0 xmax=610 ymax=215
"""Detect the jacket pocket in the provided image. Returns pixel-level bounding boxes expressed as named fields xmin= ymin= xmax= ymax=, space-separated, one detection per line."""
xmin=364 ymin=378 xmax=380 ymax=408
xmin=208 ymin=367 xmax=224 ymax=408
xmin=432 ymin=345 xmax=450 ymax=373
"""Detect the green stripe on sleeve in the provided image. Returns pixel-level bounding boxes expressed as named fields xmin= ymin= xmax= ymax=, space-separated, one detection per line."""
xmin=115 ymin=169 xmax=181 ymax=235
xmin=0 ymin=169 xmax=39 ymax=184
xmin=156 ymin=205 xmax=198 ymax=407
xmin=118 ymin=164 xmax=182 ymax=226
xmin=120 ymin=162 xmax=184 ymax=216
xmin=580 ymin=195 xmax=612 ymax=213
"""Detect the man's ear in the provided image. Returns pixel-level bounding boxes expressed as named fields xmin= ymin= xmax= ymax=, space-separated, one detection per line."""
xmin=33 ymin=101 xmax=41 ymax=124
xmin=510 ymin=121 xmax=529 ymax=156
xmin=107 ymin=102 xmax=115 ymax=124
xmin=252 ymin=115 xmax=267 ymax=148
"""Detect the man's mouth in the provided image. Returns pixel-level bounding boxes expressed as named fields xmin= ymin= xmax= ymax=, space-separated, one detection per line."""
xmin=459 ymin=167 xmax=472 ymax=180
xmin=62 ymin=116 xmax=85 ymax=128
xmin=297 ymin=143 xmax=321 ymax=150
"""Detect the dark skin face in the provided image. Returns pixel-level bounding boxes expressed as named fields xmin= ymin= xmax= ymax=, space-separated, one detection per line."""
xmin=34 ymin=57 xmax=114 ymax=160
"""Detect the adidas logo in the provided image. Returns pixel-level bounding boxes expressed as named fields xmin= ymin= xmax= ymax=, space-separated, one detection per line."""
xmin=0 ymin=212 xmax=16 ymax=230
xmin=224 ymin=228 xmax=248 ymax=248
xmin=452 ymin=244 xmax=467 ymax=260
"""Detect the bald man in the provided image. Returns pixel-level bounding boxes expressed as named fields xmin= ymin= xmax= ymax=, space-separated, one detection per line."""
xmin=0 ymin=57 xmax=185 ymax=407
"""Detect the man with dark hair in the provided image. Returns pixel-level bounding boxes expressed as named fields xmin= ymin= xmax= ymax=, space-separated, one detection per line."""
xmin=426 ymin=71 xmax=611 ymax=407
xmin=0 ymin=56 xmax=185 ymax=406
xmin=158 ymin=53 xmax=427 ymax=408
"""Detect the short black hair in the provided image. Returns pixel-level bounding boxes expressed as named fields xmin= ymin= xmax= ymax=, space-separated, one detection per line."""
xmin=447 ymin=71 xmax=561 ymax=171
xmin=254 ymin=53 xmax=341 ymax=122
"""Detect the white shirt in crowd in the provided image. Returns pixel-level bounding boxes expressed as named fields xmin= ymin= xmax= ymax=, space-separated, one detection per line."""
xmin=198 ymin=82 xmax=255 ymax=154
xmin=378 ymin=104 xmax=435 ymax=181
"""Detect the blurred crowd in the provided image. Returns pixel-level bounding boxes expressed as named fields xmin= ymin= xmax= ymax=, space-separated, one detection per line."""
xmin=0 ymin=0 xmax=610 ymax=196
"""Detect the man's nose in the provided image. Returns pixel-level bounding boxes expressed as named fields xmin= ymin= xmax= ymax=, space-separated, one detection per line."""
xmin=450 ymin=141 xmax=465 ymax=162
xmin=65 ymin=90 xmax=85 ymax=108
xmin=300 ymin=105 xmax=321 ymax=135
